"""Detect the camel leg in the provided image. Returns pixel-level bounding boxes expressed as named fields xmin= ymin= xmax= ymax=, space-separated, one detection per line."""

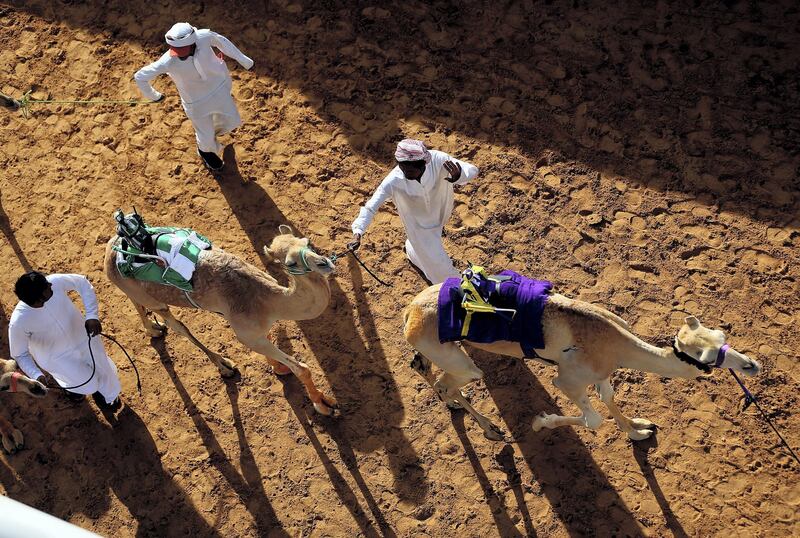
xmin=154 ymin=308 xmax=237 ymax=377
xmin=596 ymin=378 xmax=656 ymax=440
xmin=267 ymin=357 xmax=291 ymax=376
xmin=532 ymin=374 xmax=604 ymax=432
xmin=409 ymin=351 xmax=462 ymax=409
xmin=411 ymin=340 xmax=504 ymax=440
xmin=131 ymin=300 xmax=166 ymax=337
xmin=230 ymin=323 xmax=336 ymax=415
xmin=0 ymin=415 xmax=24 ymax=454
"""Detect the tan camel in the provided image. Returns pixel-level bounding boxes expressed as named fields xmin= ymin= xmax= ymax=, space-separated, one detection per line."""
xmin=0 ymin=359 xmax=48 ymax=453
xmin=104 ymin=225 xmax=338 ymax=415
xmin=404 ymin=286 xmax=762 ymax=441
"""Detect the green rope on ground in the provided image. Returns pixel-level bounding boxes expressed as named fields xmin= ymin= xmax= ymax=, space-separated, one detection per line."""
xmin=14 ymin=90 xmax=158 ymax=118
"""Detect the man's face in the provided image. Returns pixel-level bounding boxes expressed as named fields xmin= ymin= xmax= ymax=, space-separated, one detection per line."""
xmin=398 ymin=160 xmax=426 ymax=181
xmin=40 ymin=282 xmax=53 ymax=304
xmin=169 ymin=44 xmax=195 ymax=60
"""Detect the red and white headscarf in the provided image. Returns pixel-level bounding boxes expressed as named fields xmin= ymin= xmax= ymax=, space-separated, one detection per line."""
xmin=395 ymin=139 xmax=431 ymax=163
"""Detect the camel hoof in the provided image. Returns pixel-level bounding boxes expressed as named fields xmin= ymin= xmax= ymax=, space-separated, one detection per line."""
xmin=2 ymin=429 xmax=23 ymax=453
xmin=312 ymin=393 xmax=339 ymax=416
xmin=446 ymin=399 xmax=464 ymax=410
xmin=219 ymin=360 xmax=238 ymax=378
xmin=630 ymin=418 xmax=656 ymax=430
xmin=146 ymin=321 xmax=166 ymax=338
xmin=484 ymin=424 xmax=506 ymax=442
xmin=271 ymin=363 xmax=292 ymax=376
xmin=532 ymin=412 xmax=549 ymax=432
xmin=629 ymin=428 xmax=655 ymax=441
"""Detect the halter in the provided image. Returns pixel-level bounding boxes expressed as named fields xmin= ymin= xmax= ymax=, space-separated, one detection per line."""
xmin=672 ymin=339 xmax=730 ymax=373
xmin=285 ymin=246 xmax=328 ymax=275
xmin=10 ymin=371 xmax=23 ymax=393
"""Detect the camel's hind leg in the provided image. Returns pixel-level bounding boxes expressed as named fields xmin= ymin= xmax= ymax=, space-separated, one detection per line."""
xmin=131 ymin=300 xmax=166 ymax=337
xmin=154 ymin=308 xmax=237 ymax=377
xmin=229 ymin=321 xmax=337 ymax=415
xmin=532 ymin=371 xmax=604 ymax=433
xmin=596 ymin=378 xmax=656 ymax=440
xmin=411 ymin=340 xmax=505 ymax=441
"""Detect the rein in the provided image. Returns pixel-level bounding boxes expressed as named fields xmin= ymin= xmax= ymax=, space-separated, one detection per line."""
xmin=675 ymin=338 xmax=799 ymax=467
xmin=330 ymin=248 xmax=392 ymax=287
xmin=49 ymin=333 xmax=141 ymax=394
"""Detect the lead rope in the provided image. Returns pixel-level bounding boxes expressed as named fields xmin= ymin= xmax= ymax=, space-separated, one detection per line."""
xmin=52 ymin=333 xmax=141 ymax=394
xmin=330 ymin=247 xmax=392 ymax=287
xmin=3 ymin=90 xmax=159 ymax=119
xmin=729 ymin=370 xmax=799 ymax=466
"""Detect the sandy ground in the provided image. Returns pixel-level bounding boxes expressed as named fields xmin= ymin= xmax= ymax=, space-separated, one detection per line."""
xmin=1 ymin=1 xmax=799 ymax=536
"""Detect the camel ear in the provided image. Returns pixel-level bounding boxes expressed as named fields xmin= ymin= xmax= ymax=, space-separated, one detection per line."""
xmin=684 ymin=315 xmax=700 ymax=329
xmin=278 ymin=224 xmax=293 ymax=236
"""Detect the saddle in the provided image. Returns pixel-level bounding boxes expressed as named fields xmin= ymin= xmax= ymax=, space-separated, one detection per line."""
xmin=438 ymin=265 xmax=553 ymax=357
xmin=113 ymin=209 xmax=212 ymax=292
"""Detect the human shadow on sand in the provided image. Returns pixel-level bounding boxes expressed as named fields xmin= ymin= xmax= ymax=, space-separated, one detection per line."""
xmin=212 ymin=146 xmax=429 ymax=503
xmin=11 ymin=0 xmax=799 ymax=225
xmin=470 ymin=351 xmax=644 ymax=536
xmin=0 ymin=395 xmax=221 ymax=537
xmin=150 ymin=337 xmax=289 ymax=537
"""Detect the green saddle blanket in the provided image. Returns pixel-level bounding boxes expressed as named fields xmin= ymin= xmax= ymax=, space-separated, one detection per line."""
xmin=114 ymin=227 xmax=212 ymax=292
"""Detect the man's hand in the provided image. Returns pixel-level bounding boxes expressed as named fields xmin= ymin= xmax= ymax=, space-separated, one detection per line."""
xmin=347 ymin=233 xmax=362 ymax=252
xmin=36 ymin=375 xmax=46 ymax=385
xmin=444 ymin=161 xmax=462 ymax=183
xmin=85 ymin=319 xmax=102 ymax=337
xmin=153 ymin=94 xmax=165 ymax=103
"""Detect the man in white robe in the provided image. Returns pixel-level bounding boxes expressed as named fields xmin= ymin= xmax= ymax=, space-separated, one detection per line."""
xmin=8 ymin=272 xmax=121 ymax=410
xmin=349 ymin=139 xmax=479 ymax=284
xmin=134 ymin=22 xmax=254 ymax=171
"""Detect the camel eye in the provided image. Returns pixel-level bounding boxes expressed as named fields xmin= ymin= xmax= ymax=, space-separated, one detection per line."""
xmin=286 ymin=261 xmax=297 ymax=267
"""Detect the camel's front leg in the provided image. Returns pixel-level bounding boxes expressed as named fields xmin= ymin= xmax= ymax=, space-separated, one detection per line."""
xmin=0 ymin=415 xmax=24 ymax=454
xmin=155 ymin=308 xmax=237 ymax=377
xmin=596 ymin=378 xmax=656 ymax=440
xmin=131 ymin=300 xmax=166 ymax=337
xmin=533 ymin=375 xmax=604 ymax=433
xmin=231 ymin=325 xmax=336 ymax=415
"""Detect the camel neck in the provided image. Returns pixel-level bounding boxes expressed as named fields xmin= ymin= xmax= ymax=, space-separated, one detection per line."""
xmin=619 ymin=336 xmax=705 ymax=379
xmin=278 ymin=271 xmax=331 ymax=321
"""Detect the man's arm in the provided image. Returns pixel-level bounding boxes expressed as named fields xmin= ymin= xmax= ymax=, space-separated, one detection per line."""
xmin=351 ymin=176 xmax=394 ymax=237
xmin=8 ymin=321 xmax=45 ymax=382
xmin=440 ymin=153 xmax=479 ymax=186
xmin=134 ymin=56 xmax=169 ymax=101
xmin=210 ymin=32 xmax=255 ymax=70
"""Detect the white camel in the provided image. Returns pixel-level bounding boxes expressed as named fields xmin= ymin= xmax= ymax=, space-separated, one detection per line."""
xmin=104 ymin=225 xmax=338 ymax=415
xmin=0 ymin=358 xmax=48 ymax=453
xmin=404 ymin=287 xmax=762 ymax=440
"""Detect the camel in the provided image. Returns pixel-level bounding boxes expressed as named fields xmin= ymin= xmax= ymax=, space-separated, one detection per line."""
xmin=104 ymin=225 xmax=338 ymax=415
xmin=0 ymin=359 xmax=48 ymax=453
xmin=404 ymin=285 xmax=762 ymax=441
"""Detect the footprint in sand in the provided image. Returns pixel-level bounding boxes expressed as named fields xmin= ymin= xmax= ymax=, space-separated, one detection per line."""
xmin=737 ymin=248 xmax=786 ymax=274
xmin=453 ymin=203 xmax=483 ymax=228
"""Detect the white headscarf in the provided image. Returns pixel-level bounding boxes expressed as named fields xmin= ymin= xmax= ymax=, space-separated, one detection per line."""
xmin=165 ymin=22 xmax=197 ymax=47
xmin=164 ymin=23 xmax=207 ymax=80
xmin=395 ymin=139 xmax=432 ymax=163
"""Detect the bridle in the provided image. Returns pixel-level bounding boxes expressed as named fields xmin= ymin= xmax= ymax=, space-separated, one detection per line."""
xmin=284 ymin=246 xmax=329 ymax=275
xmin=672 ymin=339 xmax=729 ymax=374
xmin=9 ymin=371 xmax=23 ymax=393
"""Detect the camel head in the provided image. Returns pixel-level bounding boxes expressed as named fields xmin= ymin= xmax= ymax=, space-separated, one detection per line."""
xmin=264 ymin=225 xmax=335 ymax=276
xmin=674 ymin=316 xmax=762 ymax=377
xmin=0 ymin=359 xmax=47 ymax=398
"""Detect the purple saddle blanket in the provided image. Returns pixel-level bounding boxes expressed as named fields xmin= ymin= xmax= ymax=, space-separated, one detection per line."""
xmin=438 ymin=270 xmax=553 ymax=356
